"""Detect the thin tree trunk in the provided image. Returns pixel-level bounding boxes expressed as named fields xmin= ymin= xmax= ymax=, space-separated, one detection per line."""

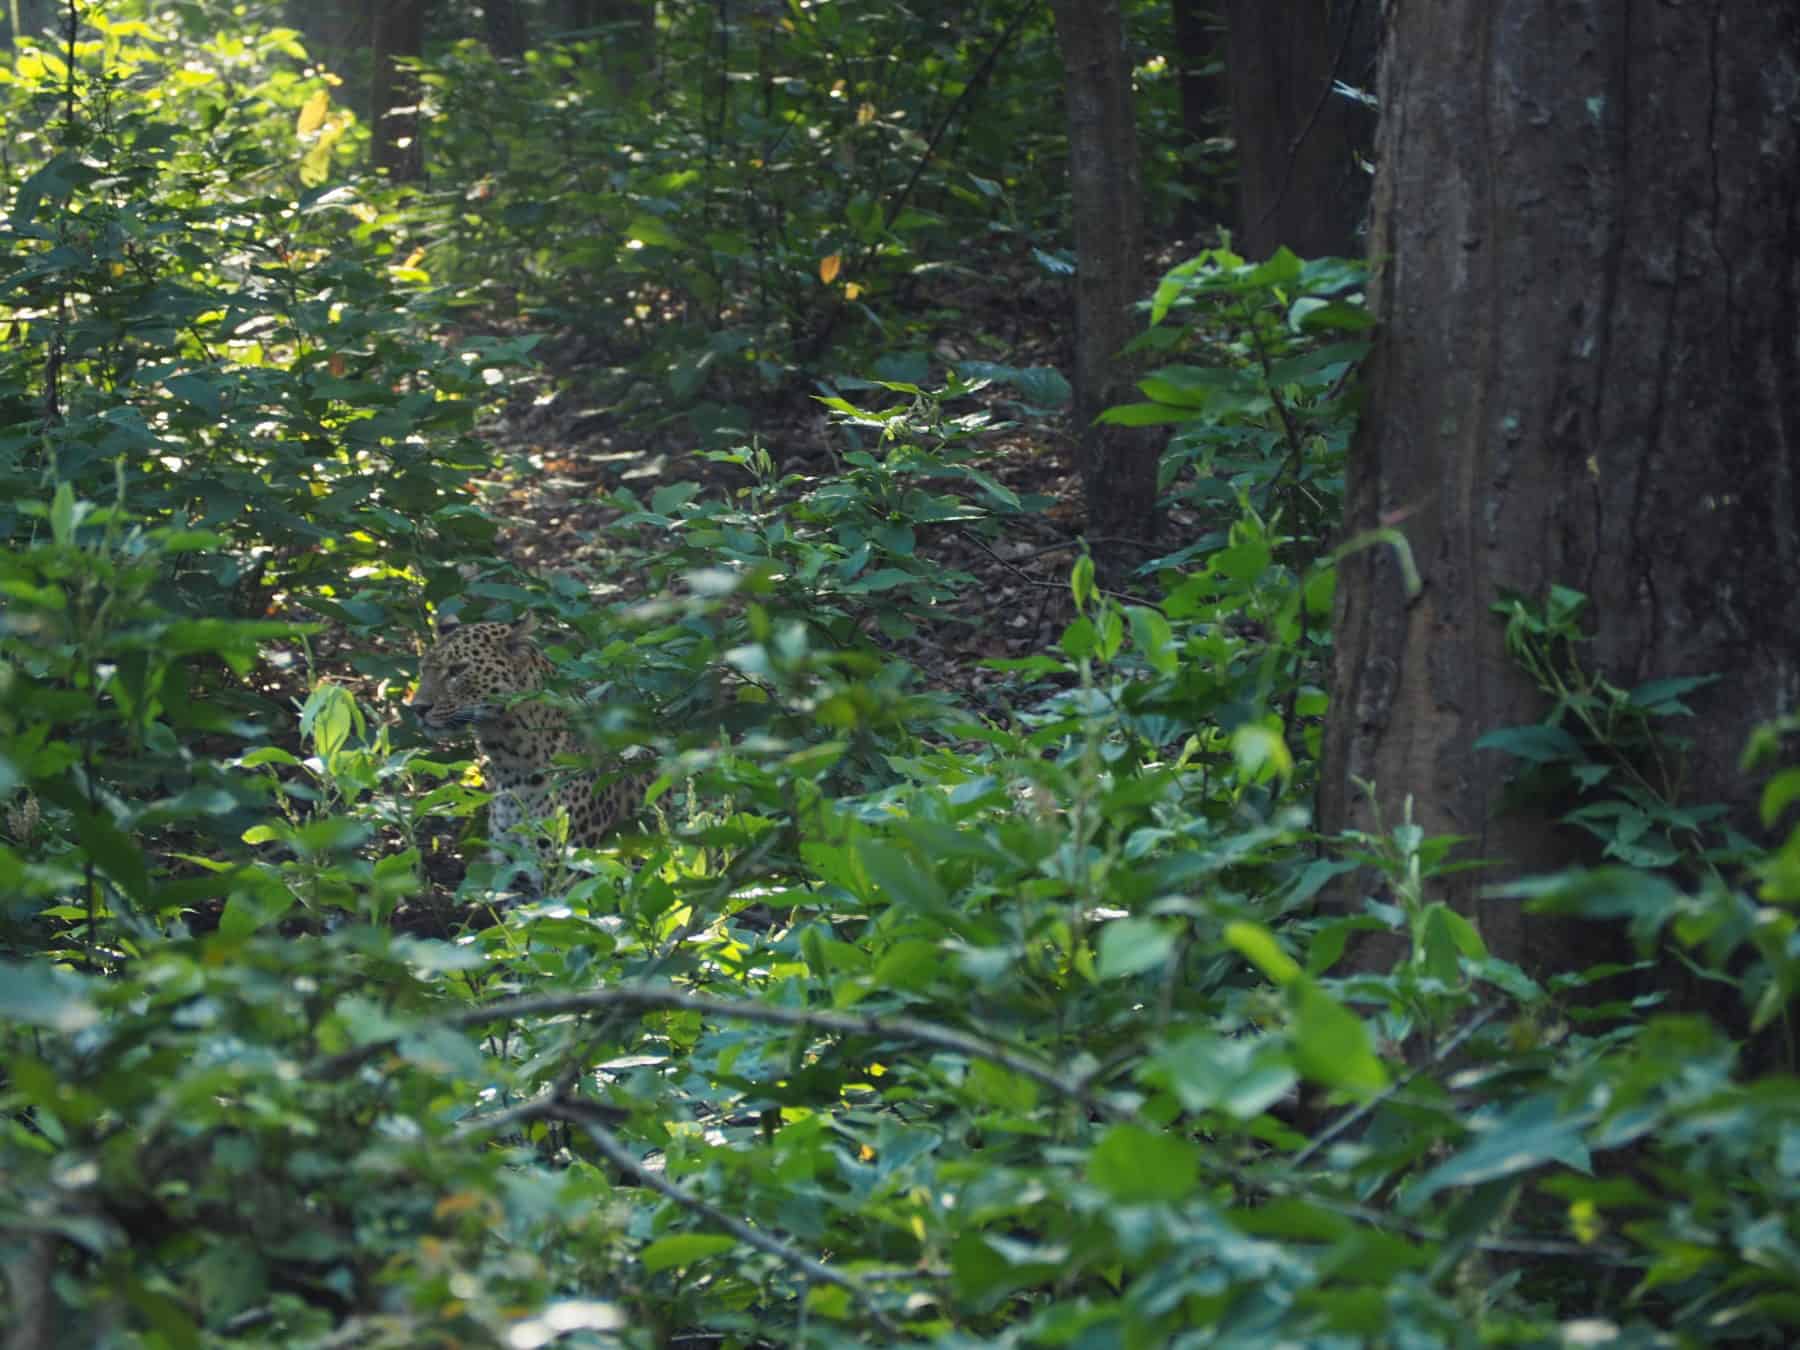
xmin=596 ymin=0 xmax=655 ymax=97
xmin=1169 ymin=0 xmax=1228 ymax=231
xmin=1050 ymin=0 xmax=1162 ymax=576
xmin=558 ymin=0 xmax=653 ymax=95
xmin=1225 ymin=0 xmax=1374 ymax=260
xmin=1323 ymin=3 xmax=1800 ymax=971
xmin=483 ymin=0 xmax=528 ymax=58
xmin=371 ymin=0 xmax=427 ymax=182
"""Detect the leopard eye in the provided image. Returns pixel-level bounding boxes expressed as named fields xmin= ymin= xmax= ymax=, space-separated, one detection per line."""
xmin=446 ymin=661 xmax=471 ymax=678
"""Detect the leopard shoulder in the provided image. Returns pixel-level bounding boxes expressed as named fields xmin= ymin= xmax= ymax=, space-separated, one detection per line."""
xmin=408 ymin=615 xmax=639 ymax=856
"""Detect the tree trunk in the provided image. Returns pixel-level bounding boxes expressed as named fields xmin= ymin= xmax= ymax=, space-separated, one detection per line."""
xmin=558 ymin=0 xmax=653 ymax=95
xmin=1049 ymin=0 xmax=1162 ymax=575
xmin=6 ymin=0 xmax=54 ymax=46
xmin=1169 ymin=0 xmax=1229 ymax=231
xmin=1224 ymin=0 xmax=1375 ymax=260
xmin=483 ymin=0 xmax=528 ymax=58
xmin=595 ymin=0 xmax=655 ymax=97
xmin=282 ymin=0 xmax=365 ymax=108
xmin=371 ymin=0 xmax=427 ymax=182
xmin=1322 ymin=3 xmax=1800 ymax=970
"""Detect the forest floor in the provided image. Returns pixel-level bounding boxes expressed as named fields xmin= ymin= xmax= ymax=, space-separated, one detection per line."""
xmin=471 ymin=259 xmax=1103 ymax=705
xmin=293 ymin=245 xmax=1214 ymax=918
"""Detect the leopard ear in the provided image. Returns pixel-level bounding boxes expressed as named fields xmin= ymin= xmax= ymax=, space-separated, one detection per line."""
xmin=432 ymin=614 xmax=462 ymax=637
xmin=506 ymin=612 xmax=539 ymax=643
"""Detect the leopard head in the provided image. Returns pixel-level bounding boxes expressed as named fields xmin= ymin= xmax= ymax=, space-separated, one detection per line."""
xmin=408 ymin=615 xmax=551 ymax=738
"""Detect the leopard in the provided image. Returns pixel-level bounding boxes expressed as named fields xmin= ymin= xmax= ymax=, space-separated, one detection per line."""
xmin=408 ymin=614 xmax=641 ymax=871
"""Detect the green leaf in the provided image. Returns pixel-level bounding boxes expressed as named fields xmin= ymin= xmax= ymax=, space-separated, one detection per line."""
xmin=164 ymin=373 xmax=223 ymax=416
xmin=950 ymin=1231 xmax=1065 ymax=1303
xmin=1089 ymin=1124 xmax=1198 ymax=1204
xmin=1069 ymin=554 xmax=1095 ymax=610
xmin=1290 ymin=298 xmax=1375 ymax=332
xmin=1626 ymin=674 xmax=1718 ymax=714
xmin=1761 ymin=766 xmax=1800 ymax=828
xmin=1127 ymin=605 xmax=1177 ymax=676
xmin=1245 ymin=245 xmax=1304 ymax=288
xmin=1096 ymin=401 xmax=1195 ymax=427
xmin=49 ymin=482 xmax=78 ymax=546
xmin=841 ymin=567 xmax=918 ymax=594
xmin=1231 ymin=724 xmax=1293 ymax=784
xmin=966 ymin=1060 xmax=1040 ymax=1113
xmin=1213 ymin=539 xmax=1272 ymax=581
xmin=804 ymin=1284 xmax=852 ymax=1319
xmin=1473 ymin=723 xmax=1585 ymax=764
xmin=1007 ymin=365 xmax=1071 ymax=408
xmin=72 ymin=809 xmax=149 ymax=904
xmin=1290 ymin=979 xmax=1388 ymax=1094
xmin=640 ymin=1233 xmax=736 ymax=1273
xmin=1417 ymin=902 xmax=1487 ymax=981
xmin=958 ymin=466 xmax=1021 ymax=510
xmin=1266 ymin=341 xmax=1368 ymax=387
xmin=1096 ymin=605 xmax=1124 ymax=661
xmin=1224 ymin=920 xmax=1301 ymax=986
xmin=1060 ymin=615 xmax=1097 ymax=659
xmin=626 ymin=214 xmax=682 ymax=248
xmin=300 ymin=683 xmax=362 ymax=767
xmin=1499 ymin=867 xmax=1681 ymax=925
xmin=0 ymin=960 xmax=100 ymax=1031
xmin=1097 ymin=917 xmax=1175 ymax=979
xmin=872 ymin=938 xmax=945 ymax=992
xmin=853 ymin=838 xmax=947 ymax=912
xmin=1146 ymin=1031 xmax=1296 ymax=1119
xmin=218 ymin=886 xmax=296 ymax=939
xmin=1405 ymin=1097 xmax=1592 ymax=1209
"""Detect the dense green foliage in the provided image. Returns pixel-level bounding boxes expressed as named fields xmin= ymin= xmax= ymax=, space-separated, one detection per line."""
xmin=3 ymin=5 xmax=1797 ymax=1348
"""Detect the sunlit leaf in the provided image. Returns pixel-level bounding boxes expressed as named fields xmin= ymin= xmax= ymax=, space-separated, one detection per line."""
xmin=295 ymin=89 xmax=330 ymax=137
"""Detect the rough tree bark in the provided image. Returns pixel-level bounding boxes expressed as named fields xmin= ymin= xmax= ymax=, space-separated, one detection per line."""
xmin=1322 ymin=4 xmax=1800 ymax=969
xmin=371 ymin=0 xmax=427 ymax=182
xmin=1225 ymin=0 xmax=1376 ymax=260
xmin=1049 ymin=0 xmax=1162 ymax=574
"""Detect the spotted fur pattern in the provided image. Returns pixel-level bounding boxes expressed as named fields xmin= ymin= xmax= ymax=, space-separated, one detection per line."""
xmin=408 ymin=616 xmax=640 ymax=859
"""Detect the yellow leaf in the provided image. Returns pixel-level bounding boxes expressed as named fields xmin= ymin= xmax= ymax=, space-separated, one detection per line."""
xmin=819 ymin=253 xmax=842 ymax=285
xmin=845 ymin=283 xmax=863 ymax=300
xmin=296 ymin=89 xmax=330 ymax=137
xmin=856 ymin=101 xmax=877 ymax=126
xmin=299 ymin=120 xmax=345 ymax=187
xmin=300 ymin=143 xmax=331 ymax=187
xmin=1569 ymin=1198 xmax=1603 ymax=1245
xmin=434 ymin=1190 xmax=483 ymax=1219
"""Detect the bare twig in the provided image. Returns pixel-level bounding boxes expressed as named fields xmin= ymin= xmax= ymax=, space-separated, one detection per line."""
xmin=539 ymin=1097 xmax=904 ymax=1338
xmin=1251 ymin=0 xmax=1369 ymax=244
xmin=956 ymin=529 xmax=1165 ymax=610
xmin=311 ymin=983 xmax=1122 ymax=1121
xmin=1291 ymin=1004 xmax=1501 ymax=1168
xmin=804 ymin=0 xmax=1039 ymax=360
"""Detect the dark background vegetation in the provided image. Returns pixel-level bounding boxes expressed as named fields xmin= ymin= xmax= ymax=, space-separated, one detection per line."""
xmin=2 ymin=1 xmax=1797 ymax=1346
